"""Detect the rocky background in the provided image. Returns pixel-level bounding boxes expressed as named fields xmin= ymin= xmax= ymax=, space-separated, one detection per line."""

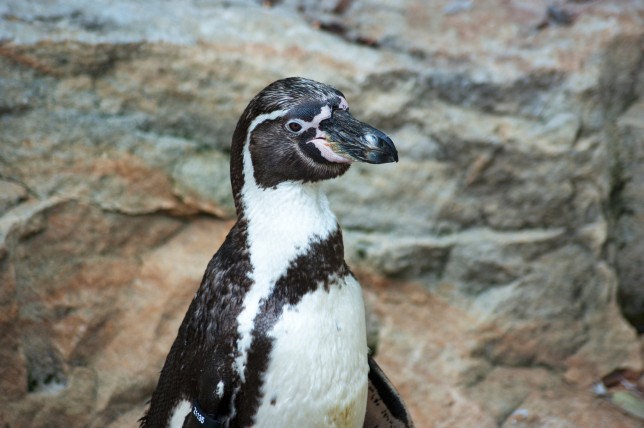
xmin=1 ymin=0 xmax=644 ymax=427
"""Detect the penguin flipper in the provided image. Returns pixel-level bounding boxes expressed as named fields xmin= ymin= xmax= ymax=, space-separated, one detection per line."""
xmin=364 ymin=355 xmax=414 ymax=428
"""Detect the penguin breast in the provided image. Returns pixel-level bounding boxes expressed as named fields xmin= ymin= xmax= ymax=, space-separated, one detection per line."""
xmin=252 ymin=274 xmax=369 ymax=428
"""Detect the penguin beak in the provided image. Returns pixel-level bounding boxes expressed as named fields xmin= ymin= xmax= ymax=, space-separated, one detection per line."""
xmin=315 ymin=110 xmax=398 ymax=164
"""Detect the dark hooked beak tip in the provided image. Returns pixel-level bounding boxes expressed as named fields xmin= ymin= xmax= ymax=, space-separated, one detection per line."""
xmin=349 ymin=127 xmax=398 ymax=164
xmin=359 ymin=131 xmax=398 ymax=164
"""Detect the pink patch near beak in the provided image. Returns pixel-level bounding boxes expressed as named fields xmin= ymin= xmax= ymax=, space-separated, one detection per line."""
xmin=308 ymin=139 xmax=353 ymax=164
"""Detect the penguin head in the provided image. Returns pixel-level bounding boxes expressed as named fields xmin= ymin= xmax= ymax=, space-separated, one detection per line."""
xmin=231 ymin=77 xmax=398 ymax=193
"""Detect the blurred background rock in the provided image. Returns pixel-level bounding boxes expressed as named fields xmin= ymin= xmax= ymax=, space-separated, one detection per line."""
xmin=1 ymin=0 xmax=643 ymax=426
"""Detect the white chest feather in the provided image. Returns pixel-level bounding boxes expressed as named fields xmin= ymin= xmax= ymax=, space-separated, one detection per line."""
xmin=254 ymin=274 xmax=369 ymax=428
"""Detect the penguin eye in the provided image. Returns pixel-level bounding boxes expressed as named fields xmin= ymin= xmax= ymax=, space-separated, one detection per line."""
xmin=286 ymin=120 xmax=304 ymax=133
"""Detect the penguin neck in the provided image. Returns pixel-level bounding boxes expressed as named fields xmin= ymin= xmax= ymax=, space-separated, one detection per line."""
xmin=238 ymin=144 xmax=340 ymax=285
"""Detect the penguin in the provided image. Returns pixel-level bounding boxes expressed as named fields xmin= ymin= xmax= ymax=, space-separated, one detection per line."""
xmin=140 ymin=77 xmax=414 ymax=428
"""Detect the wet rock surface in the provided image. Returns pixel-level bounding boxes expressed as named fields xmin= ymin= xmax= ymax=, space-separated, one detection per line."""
xmin=1 ymin=1 xmax=643 ymax=426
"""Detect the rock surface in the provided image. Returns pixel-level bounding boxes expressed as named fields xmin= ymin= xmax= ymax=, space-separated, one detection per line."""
xmin=1 ymin=0 xmax=644 ymax=427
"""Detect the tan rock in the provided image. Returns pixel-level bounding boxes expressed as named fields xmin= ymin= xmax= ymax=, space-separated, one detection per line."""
xmin=501 ymin=385 xmax=642 ymax=428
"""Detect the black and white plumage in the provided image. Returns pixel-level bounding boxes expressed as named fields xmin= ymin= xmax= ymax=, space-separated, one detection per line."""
xmin=140 ymin=77 xmax=413 ymax=428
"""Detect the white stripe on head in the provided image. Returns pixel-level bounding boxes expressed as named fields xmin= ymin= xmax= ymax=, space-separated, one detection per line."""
xmin=288 ymin=105 xmax=333 ymax=140
xmin=247 ymin=109 xmax=290 ymax=142
xmin=309 ymin=105 xmax=332 ymax=131
xmin=234 ymin=108 xmax=339 ymax=381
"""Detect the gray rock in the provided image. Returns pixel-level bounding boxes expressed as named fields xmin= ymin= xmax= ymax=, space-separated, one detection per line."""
xmin=0 ymin=181 xmax=28 ymax=214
